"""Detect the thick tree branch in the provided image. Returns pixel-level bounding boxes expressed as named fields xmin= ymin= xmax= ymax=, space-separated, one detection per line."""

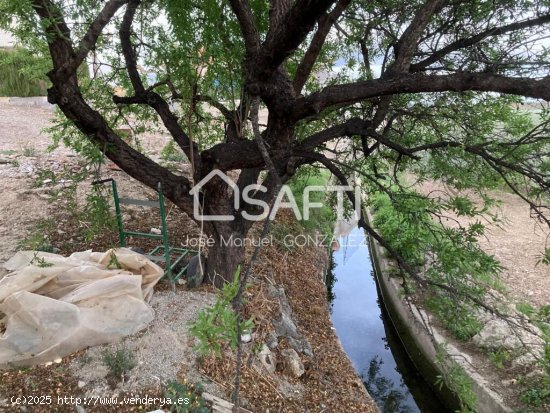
xmin=119 ymin=0 xmax=145 ymax=93
xmin=228 ymin=0 xmax=260 ymax=54
xmin=392 ymin=0 xmax=446 ymax=72
xmin=292 ymin=0 xmax=351 ymax=94
xmin=294 ymin=73 xmax=550 ymax=119
xmin=32 ymin=0 xmax=195 ymax=217
xmin=260 ymin=0 xmax=336 ymax=72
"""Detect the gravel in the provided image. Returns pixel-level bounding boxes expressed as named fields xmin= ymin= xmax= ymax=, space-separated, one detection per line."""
xmin=69 ymin=289 xmax=222 ymax=398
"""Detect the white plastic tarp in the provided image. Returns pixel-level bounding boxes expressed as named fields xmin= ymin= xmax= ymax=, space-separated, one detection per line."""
xmin=0 ymin=248 xmax=163 ymax=368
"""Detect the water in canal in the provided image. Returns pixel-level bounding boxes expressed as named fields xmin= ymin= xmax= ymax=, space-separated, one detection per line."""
xmin=329 ymin=227 xmax=448 ymax=413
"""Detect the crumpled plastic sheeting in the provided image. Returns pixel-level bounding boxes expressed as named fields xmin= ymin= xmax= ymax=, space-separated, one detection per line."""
xmin=0 ymin=248 xmax=163 ymax=368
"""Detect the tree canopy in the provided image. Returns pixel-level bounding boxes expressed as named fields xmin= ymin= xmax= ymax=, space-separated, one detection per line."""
xmin=1 ymin=0 xmax=549 ymax=286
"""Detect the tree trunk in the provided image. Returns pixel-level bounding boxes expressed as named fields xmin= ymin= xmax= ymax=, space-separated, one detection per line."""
xmin=205 ymin=223 xmax=246 ymax=288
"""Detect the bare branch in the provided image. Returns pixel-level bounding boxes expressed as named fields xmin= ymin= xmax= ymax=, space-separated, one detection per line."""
xmin=411 ymin=14 xmax=550 ymax=72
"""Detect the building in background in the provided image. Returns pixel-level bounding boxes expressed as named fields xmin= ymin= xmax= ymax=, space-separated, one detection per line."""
xmin=0 ymin=29 xmax=16 ymax=49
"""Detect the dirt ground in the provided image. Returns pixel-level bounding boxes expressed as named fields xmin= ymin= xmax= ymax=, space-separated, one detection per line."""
xmin=0 ymin=102 xmax=377 ymax=412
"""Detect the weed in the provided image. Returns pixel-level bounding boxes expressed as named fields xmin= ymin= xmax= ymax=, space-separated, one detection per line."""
xmin=164 ymin=380 xmax=209 ymax=413
xmin=21 ymin=142 xmax=38 ymax=157
xmin=536 ymin=248 xmax=550 ymax=267
xmin=488 ymin=349 xmax=511 ymax=369
xmin=106 ymin=251 xmax=121 ymax=269
xmin=101 ymin=348 xmax=136 ymax=379
xmin=30 ymin=252 xmax=54 ymax=267
xmin=33 ymin=168 xmax=56 ymax=188
xmin=78 ymin=354 xmax=93 ymax=366
xmin=521 ymin=387 xmax=550 ymax=407
xmin=17 ymin=219 xmax=56 ymax=252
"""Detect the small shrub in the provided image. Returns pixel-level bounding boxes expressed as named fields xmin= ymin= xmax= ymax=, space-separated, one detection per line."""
xmin=21 ymin=142 xmax=37 ymax=157
xmin=189 ymin=267 xmax=254 ymax=357
xmin=101 ymin=348 xmax=136 ymax=379
xmin=17 ymin=219 xmax=56 ymax=252
xmin=488 ymin=349 xmax=511 ymax=369
xmin=164 ymin=380 xmax=209 ymax=413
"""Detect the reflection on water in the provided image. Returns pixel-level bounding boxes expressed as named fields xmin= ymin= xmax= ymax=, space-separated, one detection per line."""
xmin=329 ymin=228 xmax=447 ymax=413
xmin=363 ymin=356 xmax=414 ymax=413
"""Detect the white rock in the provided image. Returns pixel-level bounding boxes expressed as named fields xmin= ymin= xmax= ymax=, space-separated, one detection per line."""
xmin=150 ymin=228 xmax=162 ymax=235
xmin=282 ymin=348 xmax=305 ymax=378
xmin=77 ymin=381 xmax=86 ymax=388
xmin=257 ymin=344 xmax=276 ymax=374
xmin=241 ymin=333 xmax=252 ymax=343
xmin=54 ymin=358 xmax=62 ymax=364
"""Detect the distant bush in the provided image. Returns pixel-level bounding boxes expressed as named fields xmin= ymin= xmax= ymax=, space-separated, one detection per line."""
xmin=0 ymin=48 xmax=49 ymax=97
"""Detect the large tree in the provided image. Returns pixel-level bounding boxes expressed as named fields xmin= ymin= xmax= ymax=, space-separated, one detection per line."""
xmin=2 ymin=0 xmax=549 ymax=287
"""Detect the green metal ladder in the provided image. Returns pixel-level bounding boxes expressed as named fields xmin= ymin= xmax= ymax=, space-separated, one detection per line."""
xmin=92 ymin=178 xmax=196 ymax=283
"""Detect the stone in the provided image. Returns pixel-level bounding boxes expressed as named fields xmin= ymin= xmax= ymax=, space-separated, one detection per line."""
xmin=257 ymin=344 xmax=277 ymax=374
xmin=282 ymin=348 xmax=305 ymax=378
xmin=77 ymin=381 xmax=86 ymax=388
xmin=268 ymin=285 xmax=313 ymax=356
xmin=75 ymin=405 xmax=86 ymax=413
xmin=473 ymin=318 xmax=545 ymax=366
xmin=150 ymin=227 xmax=162 ymax=235
xmin=241 ymin=333 xmax=252 ymax=343
xmin=266 ymin=331 xmax=279 ymax=349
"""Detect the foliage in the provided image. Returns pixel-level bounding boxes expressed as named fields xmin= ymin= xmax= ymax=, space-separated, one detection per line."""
xmin=286 ymin=166 xmax=336 ymax=236
xmin=488 ymin=349 xmax=512 ymax=369
xmin=160 ymin=140 xmax=188 ymax=163
xmin=101 ymin=348 xmax=136 ymax=379
xmin=164 ymin=380 xmax=209 ymax=413
xmin=82 ymin=185 xmax=117 ymax=242
xmin=370 ymin=189 xmax=502 ymax=340
xmin=536 ymin=248 xmax=550 ymax=267
xmin=29 ymin=158 xmax=117 ymax=246
xmin=435 ymin=347 xmax=477 ymax=413
xmin=189 ymin=267 xmax=254 ymax=357
xmin=30 ymin=252 xmax=54 ymax=267
xmin=0 ymin=47 xmax=48 ymax=96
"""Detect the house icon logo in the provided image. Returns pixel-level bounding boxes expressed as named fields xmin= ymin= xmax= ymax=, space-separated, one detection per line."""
xmin=189 ymin=169 xmax=239 ymax=221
